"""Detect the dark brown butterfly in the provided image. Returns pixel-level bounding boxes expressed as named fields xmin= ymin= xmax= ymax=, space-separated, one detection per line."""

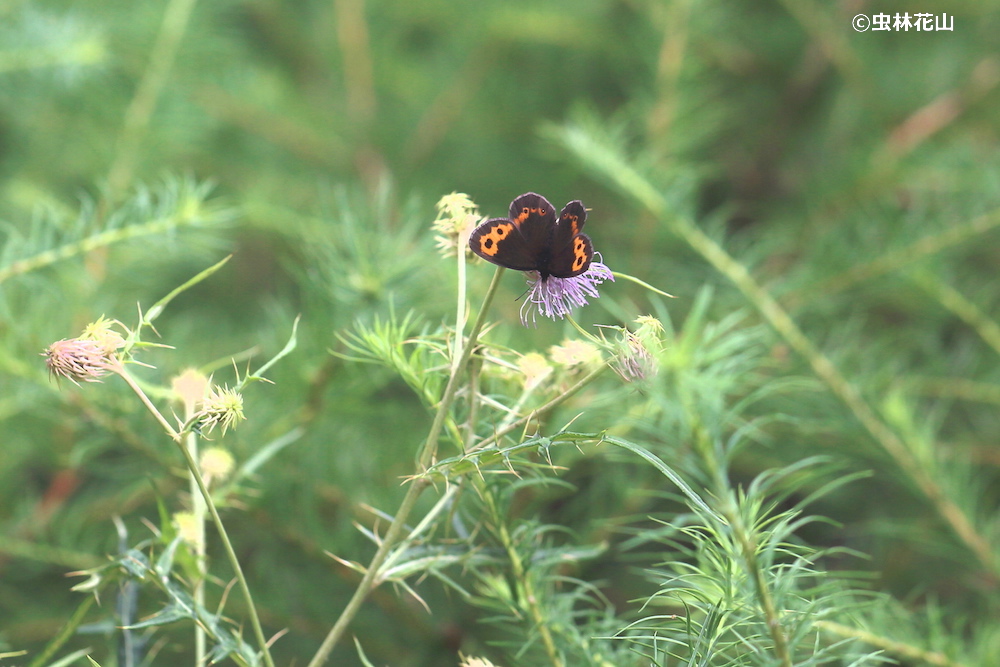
xmin=469 ymin=192 xmax=594 ymax=280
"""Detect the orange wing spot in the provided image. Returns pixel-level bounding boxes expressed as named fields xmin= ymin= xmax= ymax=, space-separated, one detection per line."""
xmin=562 ymin=213 xmax=580 ymax=234
xmin=572 ymin=238 xmax=589 ymax=270
xmin=513 ymin=206 xmax=547 ymax=226
xmin=477 ymin=222 xmax=513 ymax=256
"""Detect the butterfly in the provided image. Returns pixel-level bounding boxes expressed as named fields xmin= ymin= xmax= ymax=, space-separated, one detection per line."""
xmin=468 ymin=192 xmax=594 ymax=280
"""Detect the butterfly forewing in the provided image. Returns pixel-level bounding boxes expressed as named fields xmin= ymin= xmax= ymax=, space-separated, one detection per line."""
xmin=507 ymin=192 xmax=558 ymax=256
xmin=468 ymin=216 xmax=539 ymax=271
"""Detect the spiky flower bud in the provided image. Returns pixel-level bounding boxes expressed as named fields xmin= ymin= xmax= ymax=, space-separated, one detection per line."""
xmin=433 ymin=192 xmax=480 ymax=257
xmin=44 ymin=316 xmax=128 ymax=385
xmin=611 ymin=317 xmax=663 ymax=382
xmin=79 ymin=315 xmax=127 ymax=354
xmin=195 ymin=386 xmax=245 ymax=435
xmin=44 ymin=338 xmax=114 ymax=384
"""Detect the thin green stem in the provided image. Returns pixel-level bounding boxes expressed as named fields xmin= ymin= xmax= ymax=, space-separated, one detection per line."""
xmin=610 ymin=271 xmax=675 ymax=297
xmin=452 ymin=226 xmax=471 ymax=374
xmin=0 ymin=208 xmax=214 ymax=286
xmin=114 ymin=364 xmax=179 ymax=439
xmin=563 ymin=314 xmax=595 ymax=342
xmin=784 ymin=206 xmax=1000 ymax=310
xmin=908 ymin=377 xmax=1000 ymax=406
xmin=306 ymin=267 xmax=506 ymax=667
xmin=171 ymin=434 xmax=275 ymax=667
xmin=684 ymin=392 xmax=791 ymax=664
xmin=910 ymin=270 xmax=1000 ymax=358
xmin=662 ymin=214 xmax=996 ymax=575
xmin=721 ymin=498 xmax=793 ymax=667
xmin=107 ymin=0 xmax=199 ymax=199
xmin=184 ymin=431 xmax=207 ymax=666
xmin=813 ymin=621 xmax=966 ymax=667
xmin=468 ymin=362 xmax=608 ymax=454
xmin=488 ymin=494 xmax=563 ymax=667
xmin=115 ymin=367 xmax=275 ymax=667
xmin=26 ymin=583 xmax=103 ymax=667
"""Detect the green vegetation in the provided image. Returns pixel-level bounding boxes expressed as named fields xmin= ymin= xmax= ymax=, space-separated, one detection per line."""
xmin=2 ymin=1 xmax=999 ymax=666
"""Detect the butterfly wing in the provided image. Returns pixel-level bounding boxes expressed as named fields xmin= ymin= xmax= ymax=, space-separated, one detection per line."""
xmin=546 ymin=200 xmax=594 ymax=278
xmin=469 ymin=192 xmax=556 ymax=272
xmin=506 ymin=192 xmax=558 ymax=255
xmin=469 ymin=216 xmax=538 ymax=271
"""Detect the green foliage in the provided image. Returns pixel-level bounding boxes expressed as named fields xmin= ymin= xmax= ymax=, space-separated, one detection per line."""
xmin=2 ymin=1 xmax=999 ymax=666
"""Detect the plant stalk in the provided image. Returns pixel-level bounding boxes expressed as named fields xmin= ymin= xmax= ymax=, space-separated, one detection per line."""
xmin=117 ymin=367 xmax=275 ymax=667
xmin=306 ymin=267 xmax=506 ymax=667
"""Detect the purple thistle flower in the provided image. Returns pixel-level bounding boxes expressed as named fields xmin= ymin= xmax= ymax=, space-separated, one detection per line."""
xmin=520 ymin=259 xmax=614 ymax=327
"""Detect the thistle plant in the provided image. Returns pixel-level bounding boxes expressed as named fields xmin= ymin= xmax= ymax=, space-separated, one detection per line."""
xmin=6 ymin=1 xmax=999 ymax=665
xmin=30 ymin=184 xmax=987 ymax=667
xmin=39 ymin=257 xmax=299 ymax=667
xmin=519 ymin=260 xmax=616 ymax=326
xmin=297 ymin=193 xmax=892 ymax=667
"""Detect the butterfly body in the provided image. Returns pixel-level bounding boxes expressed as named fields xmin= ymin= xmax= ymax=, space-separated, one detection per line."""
xmin=469 ymin=192 xmax=594 ymax=280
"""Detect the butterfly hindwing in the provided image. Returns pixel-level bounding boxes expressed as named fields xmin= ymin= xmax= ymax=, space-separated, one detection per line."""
xmin=547 ymin=200 xmax=593 ymax=278
xmin=556 ymin=200 xmax=587 ymax=237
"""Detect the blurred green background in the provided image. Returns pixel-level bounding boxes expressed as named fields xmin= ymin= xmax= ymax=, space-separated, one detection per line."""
xmin=2 ymin=0 xmax=1000 ymax=665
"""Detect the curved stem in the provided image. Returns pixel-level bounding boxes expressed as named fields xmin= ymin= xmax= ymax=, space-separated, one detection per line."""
xmin=115 ymin=366 xmax=274 ymax=667
xmin=306 ymin=267 xmax=506 ymax=667
xmin=171 ymin=435 xmax=275 ymax=667
xmin=487 ymin=493 xmax=563 ymax=667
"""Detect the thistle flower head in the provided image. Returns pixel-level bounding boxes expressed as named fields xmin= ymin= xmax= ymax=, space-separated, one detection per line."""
xmin=520 ymin=260 xmax=614 ymax=327
xmin=44 ymin=317 xmax=128 ymax=385
xmin=433 ymin=192 xmax=480 ymax=257
xmin=44 ymin=338 xmax=114 ymax=384
xmin=195 ymin=385 xmax=245 ymax=435
xmin=610 ymin=316 xmax=664 ymax=382
xmin=79 ymin=316 xmax=127 ymax=355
